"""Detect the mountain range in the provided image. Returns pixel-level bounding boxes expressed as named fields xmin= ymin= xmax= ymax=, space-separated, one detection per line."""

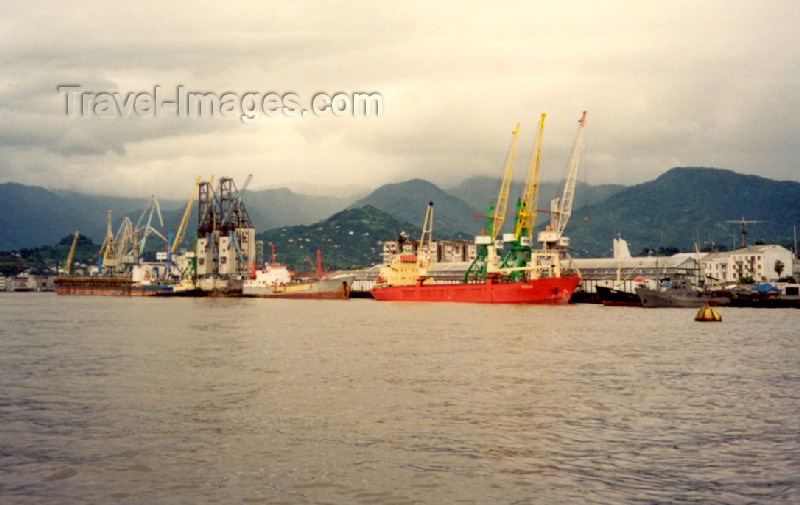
xmin=2 ymin=167 xmax=798 ymax=261
xmin=565 ymin=167 xmax=800 ymax=256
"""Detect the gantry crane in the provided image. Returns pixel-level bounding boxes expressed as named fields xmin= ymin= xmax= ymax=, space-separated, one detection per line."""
xmin=220 ymin=174 xmax=253 ymax=267
xmin=195 ymin=175 xmax=257 ymax=279
xmin=464 ymin=123 xmax=520 ymax=282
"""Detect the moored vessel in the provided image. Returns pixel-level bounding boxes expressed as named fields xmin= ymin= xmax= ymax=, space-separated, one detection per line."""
xmin=371 ymin=274 xmax=579 ymax=304
xmin=242 ymin=249 xmax=353 ymax=300
xmin=372 ymin=113 xmax=586 ymax=305
xmin=636 ymin=277 xmax=729 ymax=308
xmin=54 ymin=276 xmax=173 ymax=296
xmin=596 ymin=285 xmax=642 ymax=307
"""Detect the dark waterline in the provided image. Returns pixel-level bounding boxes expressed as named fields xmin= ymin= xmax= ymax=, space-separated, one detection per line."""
xmin=1 ymin=293 xmax=798 ymax=503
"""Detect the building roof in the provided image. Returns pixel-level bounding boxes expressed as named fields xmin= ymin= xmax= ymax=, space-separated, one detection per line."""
xmin=729 ymin=244 xmax=790 ymax=255
xmin=572 ymin=256 xmax=699 ymax=270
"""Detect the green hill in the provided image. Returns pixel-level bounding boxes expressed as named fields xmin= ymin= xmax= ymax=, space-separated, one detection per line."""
xmin=565 ymin=167 xmax=800 ymax=256
xmin=256 ymin=205 xmax=422 ymax=271
xmin=0 ymin=234 xmax=98 ymax=275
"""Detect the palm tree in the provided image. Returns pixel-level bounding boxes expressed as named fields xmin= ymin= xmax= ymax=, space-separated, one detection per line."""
xmin=774 ymin=259 xmax=785 ymax=278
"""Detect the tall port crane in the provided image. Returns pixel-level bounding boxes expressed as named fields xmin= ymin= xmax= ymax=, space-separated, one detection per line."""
xmin=487 ymin=123 xmax=520 ymax=240
xmin=99 ymin=210 xmax=117 ymax=274
xmin=726 ymin=217 xmax=763 ymax=248
xmin=419 ymin=201 xmax=434 ymax=257
xmin=464 ymin=123 xmax=520 ymax=282
xmin=172 ymin=177 xmax=205 ymax=253
xmin=500 ymin=114 xmax=546 ymax=280
xmin=63 ymin=230 xmax=79 ymax=275
xmin=135 ymin=195 xmax=167 ymax=255
xmin=514 ymin=113 xmax=546 ymax=241
xmin=98 ymin=212 xmax=135 ymax=275
xmin=539 ymin=111 xmax=587 ymax=251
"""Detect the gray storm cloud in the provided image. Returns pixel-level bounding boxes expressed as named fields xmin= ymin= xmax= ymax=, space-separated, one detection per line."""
xmin=0 ymin=0 xmax=797 ymax=197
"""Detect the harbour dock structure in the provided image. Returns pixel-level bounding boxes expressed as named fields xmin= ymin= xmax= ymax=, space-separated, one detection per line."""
xmin=567 ymin=241 xmax=796 ymax=296
xmin=572 ymin=254 xmax=704 ymax=295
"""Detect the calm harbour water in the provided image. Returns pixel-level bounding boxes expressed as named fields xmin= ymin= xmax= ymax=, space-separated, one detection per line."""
xmin=0 ymin=293 xmax=798 ymax=504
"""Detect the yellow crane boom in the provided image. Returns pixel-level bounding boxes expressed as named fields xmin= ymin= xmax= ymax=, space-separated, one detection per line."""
xmin=490 ymin=123 xmax=520 ymax=240
xmin=171 ymin=176 xmax=206 ymax=253
xmin=514 ymin=113 xmax=546 ymax=240
xmin=64 ymin=230 xmax=79 ymax=275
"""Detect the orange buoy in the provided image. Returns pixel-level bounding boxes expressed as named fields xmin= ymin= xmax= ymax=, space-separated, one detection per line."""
xmin=695 ymin=305 xmax=722 ymax=322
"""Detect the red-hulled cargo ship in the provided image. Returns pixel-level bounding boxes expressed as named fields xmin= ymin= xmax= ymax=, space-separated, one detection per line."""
xmin=371 ymin=111 xmax=587 ymax=305
xmin=371 ymin=275 xmax=579 ymax=304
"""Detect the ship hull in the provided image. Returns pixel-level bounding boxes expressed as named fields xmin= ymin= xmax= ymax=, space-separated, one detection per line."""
xmin=596 ymin=285 xmax=642 ymax=307
xmin=636 ymin=287 xmax=729 ymax=308
xmin=371 ymin=276 xmax=580 ymax=304
xmin=242 ymin=277 xmax=352 ymax=300
xmin=54 ymin=276 xmax=170 ymax=296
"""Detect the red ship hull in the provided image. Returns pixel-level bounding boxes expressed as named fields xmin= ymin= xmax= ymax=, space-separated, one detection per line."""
xmin=371 ymin=276 xmax=580 ymax=304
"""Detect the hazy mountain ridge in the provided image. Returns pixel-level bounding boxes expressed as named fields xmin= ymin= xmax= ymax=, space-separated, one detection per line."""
xmin=0 ymin=183 xmax=354 ymax=250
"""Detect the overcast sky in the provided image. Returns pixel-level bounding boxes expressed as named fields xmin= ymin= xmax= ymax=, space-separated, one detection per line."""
xmin=0 ymin=0 xmax=797 ymax=198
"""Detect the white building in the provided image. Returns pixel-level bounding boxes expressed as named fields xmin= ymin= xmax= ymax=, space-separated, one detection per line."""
xmin=723 ymin=245 xmax=794 ymax=283
xmin=382 ymin=239 xmax=478 ymax=264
